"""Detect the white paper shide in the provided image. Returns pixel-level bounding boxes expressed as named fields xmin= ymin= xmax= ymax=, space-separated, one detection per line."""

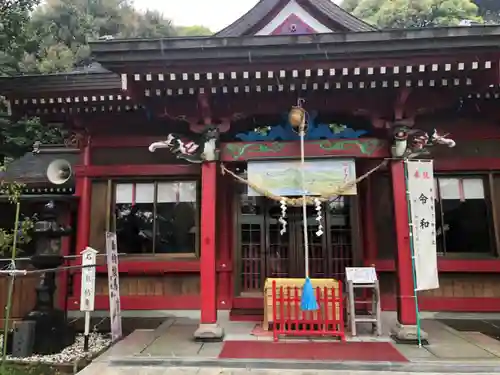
xmin=80 ymin=247 xmax=97 ymax=312
xmin=406 ymin=160 xmax=439 ymax=291
xmin=106 ymin=232 xmax=123 ymax=341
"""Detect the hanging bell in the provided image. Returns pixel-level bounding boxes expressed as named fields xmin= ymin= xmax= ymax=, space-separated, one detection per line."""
xmin=289 ymin=106 xmax=306 ymax=131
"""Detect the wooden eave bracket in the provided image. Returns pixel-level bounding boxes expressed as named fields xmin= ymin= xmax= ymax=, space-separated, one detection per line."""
xmin=394 ymin=88 xmax=412 ymax=121
xmin=198 ymin=92 xmax=212 ymax=126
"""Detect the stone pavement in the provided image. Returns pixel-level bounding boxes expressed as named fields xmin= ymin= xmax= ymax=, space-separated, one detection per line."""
xmin=78 ymin=364 xmax=499 ymax=375
xmin=77 ymin=312 xmax=500 ymax=374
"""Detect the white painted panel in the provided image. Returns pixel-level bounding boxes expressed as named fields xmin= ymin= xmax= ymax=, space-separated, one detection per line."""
xmin=438 ymin=178 xmax=460 ymax=200
xmin=179 ymin=182 xmax=197 ymax=202
xmin=463 ymin=178 xmax=485 ymax=200
xmin=157 ymin=182 xmax=178 ymax=203
xmin=115 ymin=183 xmax=133 ymax=204
xmin=255 ymin=0 xmax=333 ymax=35
xmin=135 ymin=183 xmax=155 ymax=203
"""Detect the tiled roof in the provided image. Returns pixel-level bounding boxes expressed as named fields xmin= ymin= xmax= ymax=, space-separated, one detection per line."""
xmin=0 ymin=150 xmax=79 ymax=186
xmin=0 ymin=62 xmax=120 ymax=94
xmin=215 ymin=0 xmax=375 ymax=37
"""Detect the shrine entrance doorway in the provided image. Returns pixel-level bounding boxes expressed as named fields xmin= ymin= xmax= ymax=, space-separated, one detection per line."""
xmin=236 ymin=193 xmax=355 ymax=296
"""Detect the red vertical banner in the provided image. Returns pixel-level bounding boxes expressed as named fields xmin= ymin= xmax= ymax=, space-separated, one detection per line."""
xmin=200 ymin=162 xmax=218 ymax=323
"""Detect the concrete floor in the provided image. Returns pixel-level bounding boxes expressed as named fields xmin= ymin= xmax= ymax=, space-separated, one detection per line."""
xmin=78 ymin=312 xmax=500 ymax=374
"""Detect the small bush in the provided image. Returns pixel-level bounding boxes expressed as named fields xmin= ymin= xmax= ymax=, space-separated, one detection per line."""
xmin=0 ymin=363 xmax=61 ymax=375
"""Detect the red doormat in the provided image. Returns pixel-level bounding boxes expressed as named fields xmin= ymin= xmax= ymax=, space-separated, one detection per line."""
xmin=219 ymin=341 xmax=408 ymax=362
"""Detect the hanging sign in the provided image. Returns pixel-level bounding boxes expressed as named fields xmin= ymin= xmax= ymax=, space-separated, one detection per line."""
xmin=247 ymin=159 xmax=357 ymax=197
xmin=345 ymin=267 xmax=377 ymax=284
xmin=106 ymin=232 xmax=123 ymax=341
xmin=406 ymin=160 xmax=439 ymax=291
xmin=80 ymin=247 xmax=97 ymax=312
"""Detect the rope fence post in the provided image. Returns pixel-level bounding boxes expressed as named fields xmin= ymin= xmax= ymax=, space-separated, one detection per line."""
xmin=2 ymin=201 xmax=21 ymax=367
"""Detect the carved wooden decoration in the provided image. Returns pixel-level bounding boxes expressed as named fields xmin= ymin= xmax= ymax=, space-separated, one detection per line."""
xmin=149 ymin=126 xmax=220 ymax=163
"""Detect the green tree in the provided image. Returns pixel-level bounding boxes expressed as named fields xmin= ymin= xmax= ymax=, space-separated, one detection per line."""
xmin=0 ymin=0 xmax=40 ymax=75
xmin=341 ymin=0 xmax=361 ymax=12
xmin=0 ymin=0 xmax=64 ymax=169
xmin=25 ymin=0 xmax=177 ymax=73
xmin=0 ymin=0 xmax=206 ymax=161
xmin=0 ymin=161 xmax=36 ymax=258
xmin=0 ymin=115 xmax=65 ymax=161
xmin=133 ymin=10 xmax=177 ymax=38
xmin=342 ymin=0 xmax=481 ymax=28
xmin=176 ymin=25 xmax=212 ymax=36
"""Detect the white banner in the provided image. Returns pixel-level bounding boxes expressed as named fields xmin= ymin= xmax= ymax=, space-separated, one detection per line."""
xmin=406 ymin=160 xmax=439 ymax=291
xmin=106 ymin=232 xmax=123 ymax=341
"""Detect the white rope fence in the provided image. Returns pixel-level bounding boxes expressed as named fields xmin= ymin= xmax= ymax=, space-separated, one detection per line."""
xmin=0 ymin=253 xmax=128 ymax=276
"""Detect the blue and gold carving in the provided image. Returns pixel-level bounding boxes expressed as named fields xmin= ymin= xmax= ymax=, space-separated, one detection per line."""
xmin=236 ymin=112 xmax=367 ymax=142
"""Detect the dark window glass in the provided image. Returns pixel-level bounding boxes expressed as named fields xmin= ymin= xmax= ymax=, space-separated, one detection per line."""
xmin=435 ymin=177 xmax=492 ymax=256
xmin=114 ymin=181 xmax=198 ymax=255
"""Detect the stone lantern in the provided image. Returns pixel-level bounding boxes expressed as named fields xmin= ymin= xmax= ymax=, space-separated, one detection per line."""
xmin=24 ymin=200 xmax=74 ymax=354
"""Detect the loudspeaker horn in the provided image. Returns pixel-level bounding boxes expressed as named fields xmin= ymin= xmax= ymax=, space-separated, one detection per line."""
xmin=47 ymin=159 xmax=72 ymax=185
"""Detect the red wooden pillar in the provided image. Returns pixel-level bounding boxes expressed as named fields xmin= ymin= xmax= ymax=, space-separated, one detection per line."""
xmin=217 ymin=174 xmax=232 ymax=309
xmin=195 ymin=162 xmax=224 ymax=340
xmin=363 ymin=171 xmax=377 ymax=263
xmin=391 ymin=161 xmax=416 ymax=324
xmin=72 ymin=142 xmax=92 ymax=307
xmin=390 ymin=160 xmax=426 ymax=341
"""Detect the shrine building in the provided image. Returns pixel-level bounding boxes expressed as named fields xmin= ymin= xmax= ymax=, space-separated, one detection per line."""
xmin=2 ymin=0 xmax=500 ymax=339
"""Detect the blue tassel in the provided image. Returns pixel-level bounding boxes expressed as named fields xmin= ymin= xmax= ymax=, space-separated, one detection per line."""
xmin=300 ymin=277 xmax=319 ymax=311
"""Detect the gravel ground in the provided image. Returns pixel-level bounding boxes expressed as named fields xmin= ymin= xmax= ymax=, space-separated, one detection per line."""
xmin=0 ymin=332 xmax=111 ymax=364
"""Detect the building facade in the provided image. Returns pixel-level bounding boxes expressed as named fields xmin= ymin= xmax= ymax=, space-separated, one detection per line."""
xmin=2 ymin=0 xmax=500 ymax=338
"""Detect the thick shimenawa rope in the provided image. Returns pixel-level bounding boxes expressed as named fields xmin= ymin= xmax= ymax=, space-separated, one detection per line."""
xmin=221 ymin=159 xmax=388 ymax=207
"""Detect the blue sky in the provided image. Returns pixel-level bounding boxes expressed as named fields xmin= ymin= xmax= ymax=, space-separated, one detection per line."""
xmin=133 ymin=0 xmax=343 ymax=32
xmin=133 ymin=0 xmax=260 ymax=32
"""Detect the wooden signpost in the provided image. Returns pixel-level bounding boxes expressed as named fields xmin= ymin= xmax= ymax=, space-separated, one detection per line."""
xmin=80 ymin=247 xmax=97 ymax=351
